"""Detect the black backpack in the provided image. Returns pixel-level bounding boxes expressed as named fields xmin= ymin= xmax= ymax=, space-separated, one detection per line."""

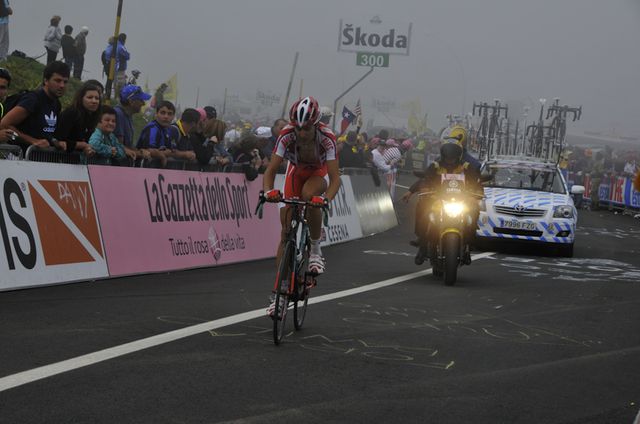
xmin=101 ymin=50 xmax=109 ymax=76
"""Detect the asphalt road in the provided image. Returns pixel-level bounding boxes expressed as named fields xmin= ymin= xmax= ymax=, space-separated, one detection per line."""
xmin=1 ymin=201 xmax=639 ymax=424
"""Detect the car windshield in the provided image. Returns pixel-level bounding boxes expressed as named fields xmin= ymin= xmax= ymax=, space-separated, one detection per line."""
xmin=484 ymin=165 xmax=566 ymax=194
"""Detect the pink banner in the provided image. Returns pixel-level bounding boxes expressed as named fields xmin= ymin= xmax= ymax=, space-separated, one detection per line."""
xmin=89 ymin=167 xmax=280 ymax=276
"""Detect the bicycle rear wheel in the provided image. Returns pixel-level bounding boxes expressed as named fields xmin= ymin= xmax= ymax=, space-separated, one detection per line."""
xmin=273 ymin=241 xmax=294 ymax=345
xmin=293 ymin=239 xmax=310 ymax=330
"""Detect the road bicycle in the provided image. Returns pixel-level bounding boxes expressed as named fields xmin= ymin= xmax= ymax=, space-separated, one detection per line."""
xmin=473 ymin=100 xmax=508 ymax=161
xmin=255 ymin=192 xmax=328 ymax=345
xmin=546 ymin=98 xmax=582 ymax=162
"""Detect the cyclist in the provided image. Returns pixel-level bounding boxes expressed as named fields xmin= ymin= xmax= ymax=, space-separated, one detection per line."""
xmin=402 ymin=138 xmax=482 ymax=265
xmin=262 ymin=96 xmax=341 ymax=312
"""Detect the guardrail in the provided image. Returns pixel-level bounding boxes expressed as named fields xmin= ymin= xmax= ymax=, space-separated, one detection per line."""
xmin=0 ymin=143 xmax=23 ymax=160
xmin=576 ymin=173 xmax=640 ymax=211
xmin=0 ymin=161 xmax=397 ymax=291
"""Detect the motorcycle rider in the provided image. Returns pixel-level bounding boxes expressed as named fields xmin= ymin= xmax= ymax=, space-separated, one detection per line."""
xmin=448 ymin=125 xmax=481 ymax=172
xmin=401 ymin=137 xmax=482 ymax=265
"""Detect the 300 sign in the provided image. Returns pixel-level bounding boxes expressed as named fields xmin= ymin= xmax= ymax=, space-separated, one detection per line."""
xmin=356 ymin=52 xmax=389 ymax=68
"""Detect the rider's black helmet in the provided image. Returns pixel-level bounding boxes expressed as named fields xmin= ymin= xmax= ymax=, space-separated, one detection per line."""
xmin=440 ymin=140 xmax=463 ymax=167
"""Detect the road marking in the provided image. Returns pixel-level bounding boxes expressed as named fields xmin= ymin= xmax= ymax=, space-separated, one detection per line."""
xmin=0 ymin=252 xmax=494 ymax=393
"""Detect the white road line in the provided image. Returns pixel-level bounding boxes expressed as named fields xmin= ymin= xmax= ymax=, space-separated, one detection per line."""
xmin=0 ymin=252 xmax=494 ymax=393
xmin=395 ymin=184 xmax=410 ymax=189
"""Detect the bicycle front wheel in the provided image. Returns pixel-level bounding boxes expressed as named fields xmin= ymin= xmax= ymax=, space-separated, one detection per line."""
xmin=273 ymin=241 xmax=294 ymax=345
xmin=293 ymin=239 xmax=310 ymax=330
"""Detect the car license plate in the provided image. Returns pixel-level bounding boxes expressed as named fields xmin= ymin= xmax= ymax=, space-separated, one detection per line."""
xmin=502 ymin=220 xmax=536 ymax=230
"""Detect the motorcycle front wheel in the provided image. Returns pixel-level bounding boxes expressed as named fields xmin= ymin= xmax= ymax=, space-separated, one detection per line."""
xmin=442 ymin=233 xmax=460 ymax=286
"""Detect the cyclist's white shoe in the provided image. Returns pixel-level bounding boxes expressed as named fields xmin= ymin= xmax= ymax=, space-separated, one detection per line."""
xmin=308 ymin=254 xmax=325 ymax=275
xmin=267 ymin=293 xmax=287 ymax=318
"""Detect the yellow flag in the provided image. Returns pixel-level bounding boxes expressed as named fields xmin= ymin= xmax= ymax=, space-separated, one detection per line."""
xmin=162 ymin=73 xmax=178 ymax=103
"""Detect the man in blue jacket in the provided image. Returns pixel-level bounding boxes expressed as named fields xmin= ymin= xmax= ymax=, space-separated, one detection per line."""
xmin=104 ymin=33 xmax=130 ymax=98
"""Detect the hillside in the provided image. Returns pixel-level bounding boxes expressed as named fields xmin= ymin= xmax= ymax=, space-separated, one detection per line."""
xmin=1 ymin=55 xmax=146 ymax=135
xmin=1 ymin=55 xmax=84 ymax=109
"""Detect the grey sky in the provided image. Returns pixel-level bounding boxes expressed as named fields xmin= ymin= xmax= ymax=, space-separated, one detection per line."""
xmin=10 ymin=0 xmax=640 ymax=135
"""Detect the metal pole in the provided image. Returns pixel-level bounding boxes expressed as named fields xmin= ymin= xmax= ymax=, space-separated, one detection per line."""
xmin=332 ymin=66 xmax=375 ymax=132
xmin=299 ymin=78 xmax=304 ymax=99
xmin=105 ymin=0 xmax=123 ymax=102
xmin=195 ymin=86 xmax=200 ymax=108
xmin=222 ymin=87 xmax=227 ymax=117
xmin=281 ymin=52 xmax=299 ymax=119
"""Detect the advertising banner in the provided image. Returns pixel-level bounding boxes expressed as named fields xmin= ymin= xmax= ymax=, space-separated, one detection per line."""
xmin=89 ymin=167 xmax=280 ymax=276
xmin=0 ymin=161 xmax=108 ymax=290
xmin=608 ymin=176 xmax=624 ymax=205
xmin=338 ymin=18 xmax=412 ymax=56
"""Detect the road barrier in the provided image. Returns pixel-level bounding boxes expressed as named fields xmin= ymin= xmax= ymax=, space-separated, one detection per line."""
xmin=581 ymin=174 xmax=640 ymax=210
xmin=0 ymin=163 xmax=397 ymax=290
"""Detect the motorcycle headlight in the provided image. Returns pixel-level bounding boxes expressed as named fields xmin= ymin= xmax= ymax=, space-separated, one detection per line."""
xmin=553 ymin=205 xmax=574 ymax=219
xmin=443 ymin=201 xmax=465 ymax=218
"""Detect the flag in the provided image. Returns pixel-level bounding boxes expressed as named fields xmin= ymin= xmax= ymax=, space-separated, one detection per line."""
xmin=162 ymin=73 xmax=178 ymax=103
xmin=355 ymin=98 xmax=363 ymax=129
xmin=340 ymin=105 xmax=356 ymax=135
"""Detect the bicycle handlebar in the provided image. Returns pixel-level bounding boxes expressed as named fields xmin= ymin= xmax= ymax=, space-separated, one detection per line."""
xmin=255 ymin=191 xmax=330 ymax=226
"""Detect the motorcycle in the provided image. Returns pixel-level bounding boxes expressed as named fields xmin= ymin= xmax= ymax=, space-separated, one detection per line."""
xmin=418 ymin=173 xmax=483 ymax=286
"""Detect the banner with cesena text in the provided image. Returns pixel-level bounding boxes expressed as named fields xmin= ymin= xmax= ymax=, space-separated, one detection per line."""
xmin=89 ymin=166 xmax=280 ymax=277
xmin=0 ymin=161 xmax=108 ymax=291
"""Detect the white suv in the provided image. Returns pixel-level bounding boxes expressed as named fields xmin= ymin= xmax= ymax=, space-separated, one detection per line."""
xmin=476 ymin=157 xmax=585 ymax=257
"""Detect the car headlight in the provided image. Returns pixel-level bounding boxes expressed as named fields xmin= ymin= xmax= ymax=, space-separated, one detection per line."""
xmin=553 ymin=205 xmax=574 ymax=219
xmin=443 ymin=201 xmax=465 ymax=218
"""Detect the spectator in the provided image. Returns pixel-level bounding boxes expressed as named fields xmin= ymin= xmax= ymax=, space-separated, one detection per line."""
xmin=127 ymin=69 xmax=140 ymax=85
xmin=0 ymin=61 xmax=70 ymax=152
xmin=263 ymin=118 xmax=286 ymax=160
xmin=232 ymin=133 xmax=263 ymax=181
xmin=0 ymin=0 xmax=13 ymax=62
xmin=54 ymin=81 xmax=100 ymax=157
xmin=84 ymin=79 xmax=104 ymax=96
xmin=318 ymin=106 xmax=333 ymax=126
xmin=114 ymin=84 xmax=151 ymax=161
xmin=202 ymin=105 xmax=226 ymax=144
xmin=137 ymin=100 xmax=194 ymax=167
xmin=104 ymin=33 xmax=130 ymax=97
xmin=224 ymin=122 xmax=242 ymax=149
xmin=339 ymin=130 xmax=365 ymax=168
xmin=0 ymin=66 xmax=12 ymax=143
xmin=100 ymin=36 xmax=113 ymax=78
xmin=60 ymin=25 xmax=75 ymax=70
xmin=382 ymin=139 xmax=402 ymax=199
xmin=624 ymin=159 xmax=637 ymax=177
xmin=43 ymin=15 xmax=62 ymax=64
xmin=73 ymin=26 xmax=89 ymax=80
xmin=0 ymin=66 xmax=10 ymax=115
xmin=174 ymin=108 xmax=212 ymax=167
xmin=88 ymin=105 xmax=126 ymax=165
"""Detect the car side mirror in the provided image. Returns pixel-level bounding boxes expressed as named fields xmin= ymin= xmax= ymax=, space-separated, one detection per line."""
xmin=570 ymin=185 xmax=585 ymax=195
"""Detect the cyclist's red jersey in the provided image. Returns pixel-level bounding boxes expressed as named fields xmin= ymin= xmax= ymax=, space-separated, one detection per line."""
xmin=274 ymin=123 xmax=337 ymax=198
xmin=273 ymin=123 xmax=337 ymax=166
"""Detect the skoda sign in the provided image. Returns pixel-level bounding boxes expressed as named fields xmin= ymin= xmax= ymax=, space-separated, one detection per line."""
xmin=338 ymin=18 xmax=412 ymax=56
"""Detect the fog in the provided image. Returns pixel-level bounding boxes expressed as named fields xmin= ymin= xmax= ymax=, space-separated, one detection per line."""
xmin=10 ymin=0 xmax=640 ymax=135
